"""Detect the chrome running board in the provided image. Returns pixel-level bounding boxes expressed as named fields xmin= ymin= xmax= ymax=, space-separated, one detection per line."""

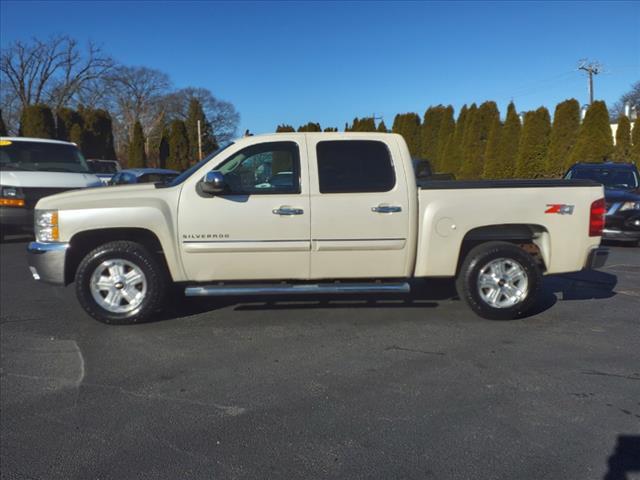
xmin=184 ymin=281 xmax=411 ymax=297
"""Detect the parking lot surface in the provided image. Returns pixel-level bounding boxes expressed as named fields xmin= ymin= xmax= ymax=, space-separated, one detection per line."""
xmin=1 ymin=238 xmax=639 ymax=480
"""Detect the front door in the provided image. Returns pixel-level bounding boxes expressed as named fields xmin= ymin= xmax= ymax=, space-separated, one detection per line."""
xmin=178 ymin=139 xmax=310 ymax=282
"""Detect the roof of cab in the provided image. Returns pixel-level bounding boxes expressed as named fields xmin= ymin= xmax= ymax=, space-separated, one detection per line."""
xmin=0 ymin=136 xmax=77 ymax=146
xmin=237 ymin=132 xmax=401 ymax=140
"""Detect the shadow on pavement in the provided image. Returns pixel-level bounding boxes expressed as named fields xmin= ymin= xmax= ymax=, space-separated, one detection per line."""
xmin=543 ymin=269 xmax=618 ymax=301
xmin=604 ymin=435 xmax=640 ymax=480
xmin=159 ymin=270 xmax=617 ymax=322
xmin=159 ymin=279 xmax=454 ymax=321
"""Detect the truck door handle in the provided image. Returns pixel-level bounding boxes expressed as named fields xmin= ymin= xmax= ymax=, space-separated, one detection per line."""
xmin=372 ymin=204 xmax=402 ymax=213
xmin=273 ymin=206 xmax=304 ymax=216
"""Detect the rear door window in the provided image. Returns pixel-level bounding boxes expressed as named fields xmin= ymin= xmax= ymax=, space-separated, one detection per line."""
xmin=316 ymin=140 xmax=395 ymax=193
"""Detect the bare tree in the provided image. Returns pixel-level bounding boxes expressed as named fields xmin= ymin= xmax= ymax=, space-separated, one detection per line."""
xmin=165 ymin=87 xmax=239 ymax=144
xmin=0 ymin=36 xmax=240 ymax=153
xmin=0 ymin=35 xmax=114 ymax=112
xmin=610 ymin=81 xmax=640 ymax=120
xmin=100 ymin=66 xmax=172 ymax=155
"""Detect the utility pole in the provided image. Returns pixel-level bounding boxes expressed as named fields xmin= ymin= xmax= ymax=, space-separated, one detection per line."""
xmin=578 ymin=59 xmax=601 ymax=105
xmin=196 ymin=120 xmax=203 ymax=160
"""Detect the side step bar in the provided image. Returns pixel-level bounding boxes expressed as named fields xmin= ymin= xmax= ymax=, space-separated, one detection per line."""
xmin=184 ymin=281 xmax=411 ymax=297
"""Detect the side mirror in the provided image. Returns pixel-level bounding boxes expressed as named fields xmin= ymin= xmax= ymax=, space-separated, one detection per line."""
xmin=201 ymin=170 xmax=226 ymax=194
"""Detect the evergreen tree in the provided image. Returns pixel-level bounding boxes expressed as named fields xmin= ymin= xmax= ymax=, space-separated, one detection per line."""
xmin=297 ymin=122 xmax=322 ymax=132
xmin=420 ymin=105 xmax=445 ymax=162
xmin=128 ymin=121 xmax=146 ymax=168
xmin=20 ymin=104 xmax=55 ymax=139
xmin=377 ymin=120 xmax=388 ymax=133
xmin=346 ymin=117 xmax=376 ymax=132
xmin=440 ymin=105 xmax=469 ymax=175
xmin=545 ymin=99 xmax=581 ymax=176
xmin=392 ymin=113 xmax=421 ymax=156
xmin=167 ymin=120 xmax=190 ymax=171
xmin=515 ymin=107 xmax=551 ymax=178
xmin=81 ymin=108 xmax=117 ymax=159
xmin=481 ymin=117 xmax=502 ymax=179
xmin=434 ymin=106 xmax=455 ymax=171
xmin=158 ymin=127 xmax=170 ymax=169
xmin=569 ymin=100 xmax=613 ymax=163
xmin=185 ymin=98 xmax=216 ymax=161
xmin=69 ymin=123 xmax=85 ymax=152
xmin=0 ymin=110 xmax=8 ymax=136
xmin=323 ymin=127 xmax=338 ymax=132
xmin=459 ymin=101 xmax=499 ymax=179
xmin=55 ymin=107 xmax=83 ymax=141
xmin=631 ymin=116 xmax=640 ymax=168
xmin=491 ymin=102 xmax=520 ymax=179
xmin=276 ymin=124 xmax=295 ymax=132
xmin=613 ymin=115 xmax=631 ymax=163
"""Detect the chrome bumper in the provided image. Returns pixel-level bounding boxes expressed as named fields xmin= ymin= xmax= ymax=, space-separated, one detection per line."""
xmin=26 ymin=241 xmax=69 ymax=285
xmin=585 ymin=247 xmax=609 ymax=270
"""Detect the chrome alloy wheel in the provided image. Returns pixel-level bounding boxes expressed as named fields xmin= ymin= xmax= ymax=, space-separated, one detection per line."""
xmin=89 ymin=259 xmax=147 ymax=314
xmin=476 ymin=257 xmax=529 ymax=309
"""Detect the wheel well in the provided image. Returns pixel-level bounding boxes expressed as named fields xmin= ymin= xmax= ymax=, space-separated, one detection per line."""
xmin=457 ymin=224 xmax=548 ymax=274
xmin=65 ymin=228 xmax=168 ymax=285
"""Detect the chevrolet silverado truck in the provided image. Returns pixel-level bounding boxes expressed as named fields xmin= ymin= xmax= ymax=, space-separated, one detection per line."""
xmin=26 ymin=133 xmax=608 ymax=324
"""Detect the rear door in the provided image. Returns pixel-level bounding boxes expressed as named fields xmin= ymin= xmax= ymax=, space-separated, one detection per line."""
xmin=307 ymin=137 xmax=411 ymax=278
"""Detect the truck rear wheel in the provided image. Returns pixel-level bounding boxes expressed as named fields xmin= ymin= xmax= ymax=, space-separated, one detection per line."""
xmin=456 ymin=241 xmax=541 ymax=320
xmin=75 ymin=241 xmax=168 ymax=325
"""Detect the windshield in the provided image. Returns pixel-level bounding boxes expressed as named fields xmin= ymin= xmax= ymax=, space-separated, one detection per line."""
xmin=568 ymin=167 xmax=639 ymax=189
xmin=88 ymin=160 xmax=119 ymax=174
xmin=162 ymin=142 xmax=234 ymax=187
xmin=0 ymin=140 xmax=90 ymax=173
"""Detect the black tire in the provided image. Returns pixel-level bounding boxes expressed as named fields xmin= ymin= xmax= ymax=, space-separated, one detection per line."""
xmin=456 ymin=241 xmax=541 ymax=320
xmin=75 ymin=240 xmax=168 ymax=325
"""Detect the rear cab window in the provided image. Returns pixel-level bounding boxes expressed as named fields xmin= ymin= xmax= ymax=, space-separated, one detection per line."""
xmin=316 ymin=140 xmax=395 ymax=193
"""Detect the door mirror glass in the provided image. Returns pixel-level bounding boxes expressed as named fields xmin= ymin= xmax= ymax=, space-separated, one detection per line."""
xmin=201 ymin=170 xmax=226 ymax=194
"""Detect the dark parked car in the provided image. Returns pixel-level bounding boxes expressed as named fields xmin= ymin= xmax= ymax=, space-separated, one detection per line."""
xmin=564 ymin=162 xmax=640 ymax=245
xmin=86 ymin=159 xmax=121 ymax=185
xmin=109 ymin=168 xmax=179 ymax=186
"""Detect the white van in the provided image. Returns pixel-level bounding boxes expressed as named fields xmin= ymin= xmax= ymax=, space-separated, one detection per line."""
xmin=0 ymin=137 xmax=102 ymax=237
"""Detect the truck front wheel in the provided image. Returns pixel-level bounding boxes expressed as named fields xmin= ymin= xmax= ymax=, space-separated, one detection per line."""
xmin=75 ymin=241 xmax=168 ymax=325
xmin=456 ymin=241 xmax=541 ymax=320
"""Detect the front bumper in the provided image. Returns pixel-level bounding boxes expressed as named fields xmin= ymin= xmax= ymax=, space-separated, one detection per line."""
xmin=585 ymin=247 xmax=609 ymax=270
xmin=603 ymin=210 xmax=640 ymax=242
xmin=602 ymin=228 xmax=640 ymax=242
xmin=26 ymin=241 xmax=69 ymax=285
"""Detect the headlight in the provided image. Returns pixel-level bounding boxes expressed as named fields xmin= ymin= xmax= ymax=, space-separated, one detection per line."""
xmin=0 ymin=186 xmax=25 ymax=207
xmin=34 ymin=209 xmax=59 ymax=242
xmin=619 ymin=201 xmax=640 ymax=211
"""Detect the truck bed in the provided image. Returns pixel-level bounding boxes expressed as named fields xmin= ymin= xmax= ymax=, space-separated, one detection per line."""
xmin=417 ymin=179 xmax=600 ymax=189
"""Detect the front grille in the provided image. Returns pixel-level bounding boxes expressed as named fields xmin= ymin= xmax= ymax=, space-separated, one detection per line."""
xmin=22 ymin=187 xmax=76 ymax=209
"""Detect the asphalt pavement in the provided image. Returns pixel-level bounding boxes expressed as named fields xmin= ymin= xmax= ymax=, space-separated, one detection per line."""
xmin=1 ymin=238 xmax=639 ymax=480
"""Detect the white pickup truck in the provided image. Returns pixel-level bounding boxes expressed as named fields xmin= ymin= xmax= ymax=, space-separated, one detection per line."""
xmin=27 ymin=132 xmax=608 ymax=324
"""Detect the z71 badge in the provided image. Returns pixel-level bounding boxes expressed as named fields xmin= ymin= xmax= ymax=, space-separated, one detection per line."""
xmin=545 ymin=204 xmax=574 ymax=215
